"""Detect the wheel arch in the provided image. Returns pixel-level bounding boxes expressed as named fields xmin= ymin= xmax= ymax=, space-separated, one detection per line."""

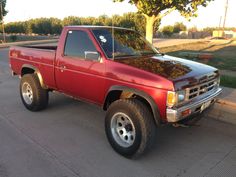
xmin=21 ymin=64 xmax=47 ymax=89
xmin=103 ymin=85 xmax=161 ymax=125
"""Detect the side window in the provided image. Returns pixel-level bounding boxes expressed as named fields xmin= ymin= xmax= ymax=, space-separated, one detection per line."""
xmin=64 ymin=30 xmax=97 ymax=59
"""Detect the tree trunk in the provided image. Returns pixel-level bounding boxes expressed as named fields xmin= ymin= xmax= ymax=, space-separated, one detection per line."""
xmin=145 ymin=15 xmax=156 ymax=44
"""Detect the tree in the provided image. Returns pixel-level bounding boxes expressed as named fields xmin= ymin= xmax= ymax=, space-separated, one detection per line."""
xmin=50 ymin=18 xmax=63 ymax=34
xmin=93 ymin=15 xmax=112 ymax=26
xmin=62 ymin=16 xmax=81 ymax=26
xmin=114 ymin=0 xmax=214 ymax=43
xmin=162 ymin=25 xmax=174 ymax=37
xmin=0 ymin=0 xmax=7 ymax=22
xmin=121 ymin=12 xmax=160 ymax=36
xmin=23 ymin=21 xmax=32 ymax=34
xmin=173 ymin=22 xmax=187 ymax=33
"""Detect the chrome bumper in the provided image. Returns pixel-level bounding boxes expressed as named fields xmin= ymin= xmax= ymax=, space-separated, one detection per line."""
xmin=166 ymin=87 xmax=222 ymax=122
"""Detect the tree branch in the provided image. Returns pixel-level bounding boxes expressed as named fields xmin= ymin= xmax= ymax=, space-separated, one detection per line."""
xmin=142 ymin=13 xmax=149 ymax=19
xmin=156 ymin=7 xmax=176 ymax=20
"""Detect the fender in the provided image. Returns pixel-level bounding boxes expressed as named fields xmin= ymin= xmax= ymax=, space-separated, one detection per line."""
xmin=21 ymin=64 xmax=47 ymax=89
xmin=104 ymin=85 xmax=161 ymax=125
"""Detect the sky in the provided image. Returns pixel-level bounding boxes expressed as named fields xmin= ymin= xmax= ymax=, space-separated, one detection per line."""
xmin=4 ymin=0 xmax=236 ymax=29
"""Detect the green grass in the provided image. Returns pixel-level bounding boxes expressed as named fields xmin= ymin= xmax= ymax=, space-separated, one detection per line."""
xmin=220 ymin=75 xmax=236 ymax=89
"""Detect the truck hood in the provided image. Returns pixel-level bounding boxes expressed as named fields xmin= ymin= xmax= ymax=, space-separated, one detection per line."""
xmin=114 ymin=54 xmax=218 ymax=82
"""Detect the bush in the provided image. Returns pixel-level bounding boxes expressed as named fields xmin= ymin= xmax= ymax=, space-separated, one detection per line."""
xmin=173 ymin=22 xmax=187 ymax=33
xmin=220 ymin=75 xmax=236 ymax=89
xmin=10 ymin=35 xmax=17 ymax=42
xmin=162 ymin=25 xmax=174 ymax=37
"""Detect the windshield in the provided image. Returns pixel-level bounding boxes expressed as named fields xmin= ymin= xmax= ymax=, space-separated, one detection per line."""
xmin=92 ymin=28 xmax=158 ymax=59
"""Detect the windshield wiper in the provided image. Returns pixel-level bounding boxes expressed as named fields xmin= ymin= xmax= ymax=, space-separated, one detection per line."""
xmin=140 ymin=51 xmax=159 ymax=56
xmin=141 ymin=52 xmax=165 ymax=56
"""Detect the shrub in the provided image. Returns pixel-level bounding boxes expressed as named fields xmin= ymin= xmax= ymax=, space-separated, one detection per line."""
xmin=10 ymin=35 xmax=17 ymax=42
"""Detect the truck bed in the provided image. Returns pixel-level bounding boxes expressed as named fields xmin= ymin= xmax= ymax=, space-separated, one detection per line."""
xmin=20 ymin=45 xmax=57 ymax=51
xmin=9 ymin=45 xmax=57 ymax=89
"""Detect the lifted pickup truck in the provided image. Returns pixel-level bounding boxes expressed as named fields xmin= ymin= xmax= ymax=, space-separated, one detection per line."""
xmin=9 ymin=26 xmax=222 ymax=158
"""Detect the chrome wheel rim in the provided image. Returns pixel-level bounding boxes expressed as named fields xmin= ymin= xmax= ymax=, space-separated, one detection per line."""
xmin=22 ymin=82 xmax=33 ymax=105
xmin=111 ymin=112 xmax=136 ymax=148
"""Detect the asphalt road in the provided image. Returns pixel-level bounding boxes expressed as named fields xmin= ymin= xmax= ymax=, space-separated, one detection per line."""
xmin=1 ymin=48 xmax=236 ymax=177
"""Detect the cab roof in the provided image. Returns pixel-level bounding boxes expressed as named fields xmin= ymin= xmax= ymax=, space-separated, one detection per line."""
xmin=64 ymin=25 xmax=135 ymax=31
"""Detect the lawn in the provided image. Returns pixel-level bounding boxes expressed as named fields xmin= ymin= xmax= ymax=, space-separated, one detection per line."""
xmin=220 ymin=75 xmax=236 ymax=89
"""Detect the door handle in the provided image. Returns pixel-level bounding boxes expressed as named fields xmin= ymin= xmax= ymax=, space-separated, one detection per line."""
xmin=60 ymin=65 xmax=66 ymax=72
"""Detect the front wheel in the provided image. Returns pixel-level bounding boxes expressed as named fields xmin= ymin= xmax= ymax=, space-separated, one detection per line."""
xmin=105 ymin=99 xmax=156 ymax=158
xmin=20 ymin=74 xmax=48 ymax=111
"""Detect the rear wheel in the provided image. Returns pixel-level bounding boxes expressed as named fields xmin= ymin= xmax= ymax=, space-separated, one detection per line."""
xmin=20 ymin=74 xmax=48 ymax=111
xmin=105 ymin=99 xmax=156 ymax=158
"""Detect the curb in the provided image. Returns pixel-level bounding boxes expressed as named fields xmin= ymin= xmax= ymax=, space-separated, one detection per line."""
xmin=216 ymin=99 xmax=236 ymax=108
xmin=208 ymin=98 xmax=236 ymax=125
xmin=0 ymin=39 xmax=58 ymax=48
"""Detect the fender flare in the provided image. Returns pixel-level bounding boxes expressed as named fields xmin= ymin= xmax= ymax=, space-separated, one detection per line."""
xmin=104 ymin=85 xmax=161 ymax=125
xmin=21 ymin=64 xmax=47 ymax=89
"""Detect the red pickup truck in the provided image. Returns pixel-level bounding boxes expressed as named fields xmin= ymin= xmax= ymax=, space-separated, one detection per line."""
xmin=9 ymin=26 xmax=222 ymax=158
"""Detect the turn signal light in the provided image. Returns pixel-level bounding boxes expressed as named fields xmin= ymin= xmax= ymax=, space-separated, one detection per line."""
xmin=181 ymin=109 xmax=191 ymax=117
xmin=167 ymin=91 xmax=177 ymax=107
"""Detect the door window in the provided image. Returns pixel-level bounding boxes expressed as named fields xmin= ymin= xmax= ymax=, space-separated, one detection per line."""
xmin=64 ymin=30 xmax=97 ymax=59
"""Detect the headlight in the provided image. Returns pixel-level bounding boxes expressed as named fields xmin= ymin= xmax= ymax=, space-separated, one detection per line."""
xmin=167 ymin=90 xmax=186 ymax=107
xmin=177 ymin=90 xmax=186 ymax=102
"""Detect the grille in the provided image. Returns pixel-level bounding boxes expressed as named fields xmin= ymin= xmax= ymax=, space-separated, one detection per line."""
xmin=186 ymin=75 xmax=219 ymax=100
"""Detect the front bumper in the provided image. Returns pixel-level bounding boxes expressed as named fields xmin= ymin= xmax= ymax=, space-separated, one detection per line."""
xmin=166 ymin=87 xmax=222 ymax=122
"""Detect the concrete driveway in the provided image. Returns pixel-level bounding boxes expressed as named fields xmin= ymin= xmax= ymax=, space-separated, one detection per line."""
xmin=1 ymin=48 xmax=236 ymax=177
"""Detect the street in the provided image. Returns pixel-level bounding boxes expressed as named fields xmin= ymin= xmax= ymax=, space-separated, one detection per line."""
xmin=0 ymin=47 xmax=236 ymax=177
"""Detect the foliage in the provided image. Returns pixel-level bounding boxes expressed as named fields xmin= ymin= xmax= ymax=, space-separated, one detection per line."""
xmin=220 ymin=75 xmax=236 ymax=89
xmin=160 ymin=22 xmax=187 ymax=36
xmin=173 ymin=22 xmax=187 ymax=33
xmin=114 ymin=0 xmax=214 ymax=43
xmin=114 ymin=0 xmax=213 ymax=17
xmin=0 ymin=0 xmax=7 ymax=22
xmin=5 ymin=18 xmax=63 ymax=34
xmin=5 ymin=22 xmax=25 ymax=33
xmin=9 ymin=35 xmax=17 ymax=42
xmin=29 ymin=18 xmax=63 ymax=35
xmin=4 ymin=12 xmax=159 ymax=36
xmin=62 ymin=16 xmax=81 ymax=26
xmin=161 ymin=25 xmax=174 ymax=37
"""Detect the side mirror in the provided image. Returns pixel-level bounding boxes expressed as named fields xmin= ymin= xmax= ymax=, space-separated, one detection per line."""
xmin=85 ymin=51 xmax=101 ymax=61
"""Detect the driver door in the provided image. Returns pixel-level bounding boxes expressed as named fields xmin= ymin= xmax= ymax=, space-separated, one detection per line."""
xmin=55 ymin=29 xmax=106 ymax=104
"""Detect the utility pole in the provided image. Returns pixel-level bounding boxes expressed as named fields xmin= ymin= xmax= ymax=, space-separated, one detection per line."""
xmin=222 ymin=0 xmax=229 ymax=37
xmin=0 ymin=0 xmax=6 ymax=43
xmin=218 ymin=16 xmax=222 ymax=37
